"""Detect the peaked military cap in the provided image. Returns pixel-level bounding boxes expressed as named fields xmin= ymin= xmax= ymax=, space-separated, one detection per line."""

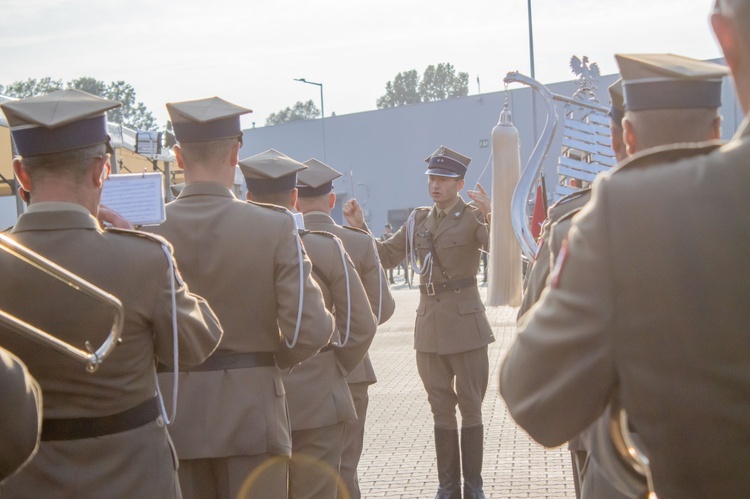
xmin=608 ymin=79 xmax=625 ymax=126
xmin=297 ymin=158 xmax=342 ymax=197
xmin=615 ymin=54 xmax=729 ymax=111
xmin=0 ymin=89 xmax=121 ymax=157
xmin=166 ymin=96 xmax=251 ymax=143
xmin=239 ymin=149 xmax=307 ymax=195
xmin=424 ymin=145 xmax=471 ymax=178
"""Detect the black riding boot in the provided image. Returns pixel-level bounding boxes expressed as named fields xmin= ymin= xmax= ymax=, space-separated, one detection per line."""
xmin=434 ymin=427 xmax=462 ymax=499
xmin=461 ymin=425 xmax=486 ymax=499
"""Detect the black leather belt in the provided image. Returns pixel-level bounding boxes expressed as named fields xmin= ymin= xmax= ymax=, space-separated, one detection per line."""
xmin=419 ymin=276 xmax=477 ymax=296
xmin=157 ymin=351 xmax=276 ymax=373
xmin=42 ymin=397 xmax=159 ymax=441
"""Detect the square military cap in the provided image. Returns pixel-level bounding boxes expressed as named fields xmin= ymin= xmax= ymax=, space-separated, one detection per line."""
xmin=0 ymin=89 xmax=121 ymax=157
xmin=615 ymin=53 xmax=729 ymax=111
xmin=608 ymin=79 xmax=625 ymax=126
xmin=424 ymin=145 xmax=471 ymax=178
xmin=239 ymin=149 xmax=307 ymax=194
xmin=166 ymin=97 xmax=252 ymax=143
xmin=297 ymin=158 xmax=343 ymax=197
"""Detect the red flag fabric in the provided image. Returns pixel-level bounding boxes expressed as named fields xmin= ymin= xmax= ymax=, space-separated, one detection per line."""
xmin=530 ymin=183 xmax=546 ymax=241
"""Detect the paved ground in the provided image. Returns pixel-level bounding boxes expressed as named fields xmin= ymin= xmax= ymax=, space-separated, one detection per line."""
xmin=357 ymin=283 xmax=576 ymax=498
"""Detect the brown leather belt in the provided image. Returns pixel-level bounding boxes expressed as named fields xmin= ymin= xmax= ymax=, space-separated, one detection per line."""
xmin=42 ymin=397 xmax=159 ymax=441
xmin=157 ymin=351 xmax=276 ymax=373
xmin=419 ymin=276 xmax=477 ymax=296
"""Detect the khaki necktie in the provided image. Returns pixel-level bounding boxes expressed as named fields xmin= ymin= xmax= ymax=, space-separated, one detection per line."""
xmin=435 ymin=210 xmax=445 ymax=225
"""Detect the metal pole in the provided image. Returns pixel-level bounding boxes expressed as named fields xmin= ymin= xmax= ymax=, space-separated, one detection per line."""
xmin=528 ymin=0 xmax=538 ymax=141
xmin=319 ymin=83 xmax=327 ymax=162
xmin=294 ymin=78 xmax=327 ymax=162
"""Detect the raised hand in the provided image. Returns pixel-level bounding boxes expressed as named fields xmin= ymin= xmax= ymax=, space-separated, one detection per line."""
xmin=467 ymin=183 xmax=491 ymax=222
xmin=343 ymin=198 xmax=365 ymax=229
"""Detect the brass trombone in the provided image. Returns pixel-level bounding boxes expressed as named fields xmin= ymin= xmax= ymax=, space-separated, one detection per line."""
xmin=0 ymin=233 xmax=124 ymax=373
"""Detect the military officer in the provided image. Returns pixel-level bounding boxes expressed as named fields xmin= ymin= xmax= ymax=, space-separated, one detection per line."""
xmin=296 ymin=159 xmax=395 ymax=499
xmin=240 ymin=149 xmax=377 ymax=499
xmin=145 ymin=97 xmax=333 ymax=499
xmin=500 ymin=2 xmax=750 ymax=496
xmin=0 ymin=89 xmax=222 ymax=498
xmin=0 ymin=347 xmax=41 ymax=484
xmin=343 ymin=147 xmax=492 ymax=499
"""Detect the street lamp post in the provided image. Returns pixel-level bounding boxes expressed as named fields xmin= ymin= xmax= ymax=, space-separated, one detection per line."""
xmin=294 ymin=78 xmax=326 ymax=162
xmin=527 ymin=0 xmax=538 ymax=140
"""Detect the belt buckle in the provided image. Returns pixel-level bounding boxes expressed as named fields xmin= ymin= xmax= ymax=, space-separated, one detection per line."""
xmin=426 ymin=282 xmax=436 ymax=296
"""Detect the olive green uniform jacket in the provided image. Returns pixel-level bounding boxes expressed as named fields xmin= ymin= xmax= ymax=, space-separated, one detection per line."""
xmin=284 ymin=230 xmax=377 ymax=431
xmin=368 ymin=196 xmax=494 ymax=355
xmin=0 ymin=203 xmax=222 ymax=498
xmin=0 ymin=348 xmax=41 ymax=483
xmin=500 ymin=129 xmax=749 ymax=499
xmin=302 ymin=212 xmax=394 ymax=383
xmin=147 ymin=183 xmax=333 ymax=459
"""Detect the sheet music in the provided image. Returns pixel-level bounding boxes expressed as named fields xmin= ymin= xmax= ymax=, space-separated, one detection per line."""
xmin=101 ymin=173 xmax=166 ymax=226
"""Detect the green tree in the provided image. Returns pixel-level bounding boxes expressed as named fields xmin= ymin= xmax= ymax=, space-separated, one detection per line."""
xmin=2 ymin=77 xmax=64 ymax=98
xmin=376 ymin=70 xmax=420 ymax=109
xmin=1 ymin=76 xmax=156 ymax=130
xmin=376 ymin=63 xmax=469 ymax=109
xmin=266 ymin=100 xmax=321 ymax=126
xmin=418 ymin=63 xmax=469 ymax=101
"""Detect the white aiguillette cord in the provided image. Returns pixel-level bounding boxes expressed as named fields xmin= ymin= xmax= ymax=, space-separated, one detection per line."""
xmin=405 ymin=210 xmax=432 ymax=277
xmin=154 ymin=244 xmax=179 ymax=425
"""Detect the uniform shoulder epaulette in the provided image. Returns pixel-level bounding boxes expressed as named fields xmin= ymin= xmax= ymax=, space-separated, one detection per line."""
xmin=246 ymin=199 xmax=291 ymax=214
xmin=548 ymin=188 xmax=592 ymax=223
xmin=341 ymin=225 xmax=371 ymax=236
xmin=300 ymin=229 xmax=339 ymax=241
xmin=614 ymin=140 xmax=724 ymax=175
xmin=105 ymin=227 xmax=173 ymax=249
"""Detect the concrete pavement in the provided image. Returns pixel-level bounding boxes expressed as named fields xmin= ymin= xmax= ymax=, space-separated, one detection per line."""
xmin=357 ymin=284 xmax=576 ymax=498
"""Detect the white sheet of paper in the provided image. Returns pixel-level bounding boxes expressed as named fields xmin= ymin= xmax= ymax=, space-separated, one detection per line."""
xmin=101 ymin=173 xmax=165 ymax=226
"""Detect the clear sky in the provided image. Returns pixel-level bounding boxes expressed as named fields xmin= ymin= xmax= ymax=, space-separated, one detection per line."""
xmin=0 ymin=0 xmax=722 ymax=129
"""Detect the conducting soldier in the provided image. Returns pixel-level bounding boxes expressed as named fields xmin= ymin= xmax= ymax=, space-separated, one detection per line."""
xmin=296 ymin=158 xmax=395 ymax=499
xmin=500 ymin=2 xmax=750 ymax=495
xmin=0 ymin=347 xmax=41 ymax=484
xmin=240 ymin=149 xmax=377 ymax=499
xmin=0 ymin=90 xmax=222 ymax=497
xmin=342 ymin=147 xmax=491 ymax=499
xmin=145 ymin=98 xmax=333 ymax=499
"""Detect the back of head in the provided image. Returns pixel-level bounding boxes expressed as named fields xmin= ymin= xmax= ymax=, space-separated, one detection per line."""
xmin=0 ymin=89 xmax=120 ymax=197
xmin=296 ymin=158 xmax=342 ymax=214
xmin=167 ymin=96 xmax=251 ymax=171
xmin=239 ymin=149 xmax=305 ymax=211
xmin=616 ymin=53 xmax=727 ymax=154
xmin=626 ymin=108 xmax=720 ymax=150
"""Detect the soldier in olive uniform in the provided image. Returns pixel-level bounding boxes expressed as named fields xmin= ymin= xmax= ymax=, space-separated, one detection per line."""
xmin=343 ymin=147 xmax=492 ymax=499
xmin=146 ymin=98 xmax=334 ymax=499
xmin=240 ymin=149 xmax=377 ymax=499
xmin=500 ymin=3 xmax=750 ymax=496
xmin=515 ymin=55 xmax=728 ymax=498
xmin=0 ymin=90 xmax=222 ymax=498
xmin=296 ymin=159 xmax=396 ymax=499
xmin=0 ymin=347 xmax=41 ymax=484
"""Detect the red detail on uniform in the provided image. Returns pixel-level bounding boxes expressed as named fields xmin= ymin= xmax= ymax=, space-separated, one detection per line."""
xmin=531 ymin=183 xmax=546 ymax=241
xmin=551 ymin=238 xmax=569 ymax=289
